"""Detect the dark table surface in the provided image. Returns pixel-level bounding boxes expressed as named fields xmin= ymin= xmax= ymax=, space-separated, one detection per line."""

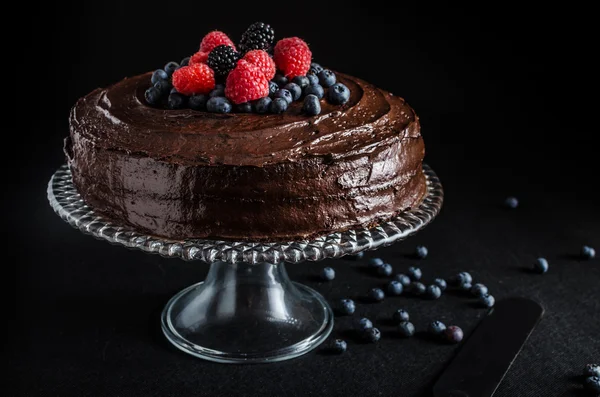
xmin=9 ymin=2 xmax=599 ymax=396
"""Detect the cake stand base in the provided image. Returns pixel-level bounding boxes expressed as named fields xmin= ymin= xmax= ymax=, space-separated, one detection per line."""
xmin=161 ymin=261 xmax=333 ymax=363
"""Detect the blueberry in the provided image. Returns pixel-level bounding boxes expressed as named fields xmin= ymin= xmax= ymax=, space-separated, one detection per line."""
xmin=377 ymin=263 xmax=393 ymax=277
xmin=362 ymin=327 xmax=381 ymax=343
xmin=268 ymin=81 xmax=279 ymax=97
xmin=292 ymin=75 xmax=310 ymax=89
xmin=272 ymin=74 xmax=288 ymax=87
xmin=327 ymin=83 xmax=350 ymax=105
xmin=433 ymin=278 xmax=447 ymax=291
xmin=274 ymin=89 xmax=293 ymax=104
xmin=253 ymin=97 xmax=272 ymax=114
xmin=584 ymin=364 xmax=600 ymax=377
xmin=407 ymin=266 xmax=422 ymax=281
xmin=581 ymin=245 xmax=596 ymax=259
xmin=164 ymin=61 xmax=179 ymax=76
xmin=415 ymin=245 xmax=428 ymax=259
xmin=321 ymin=266 xmax=335 ymax=281
xmin=392 ymin=309 xmax=410 ymax=323
xmin=270 ymin=97 xmax=288 ymax=114
xmin=452 ymin=272 xmax=473 ymax=285
xmin=154 ymin=79 xmax=172 ymax=95
xmin=349 ymin=251 xmax=365 ymax=260
xmin=235 ymin=102 xmax=253 ymax=113
xmin=428 ymin=320 xmax=447 ymax=337
xmin=309 ymin=62 xmax=324 ymax=75
xmin=504 ymin=196 xmax=519 ymax=209
xmin=170 ymin=87 xmax=179 ymax=94
xmin=584 ymin=376 xmax=600 ymax=394
xmin=167 ymin=92 xmax=187 ymax=109
xmin=151 ymin=69 xmax=169 ymax=84
xmin=338 ymin=298 xmax=355 ymax=315
xmin=304 ymin=84 xmax=324 ymax=99
xmin=444 ymin=325 xmax=464 ymax=344
xmin=459 ymin=282 xmax=473 ymax=292
xmin=426 ymin=284 xmax=442 ymax=299
xmin=188 ymin=94 xmax=208 ymax=110
xmin=356 ymin=317 xmax=373 ymax=330
xmin=368 ymin=288 xmax=385 ymax=302
xmin=180 ymin=56 xmax=190 ymax=67
xmin=410 ymin=282 xmax=426 ymax=296
xmin=317 ymin=69 xmax=336 ymax=88
xmin=331 ymin=339 xmax=347 ymax=354
xmin=471 ymin=283 xmax=489 ymax=297
xmin=479 ymin=294 xmax=495 ymax=308
xmin=283 ymin=83 xmax=302 ymax=101
xmin=398 ymin=321 xmax=415 ymax=337
xmin=206 ymin=97 xmax=232 ymax=113
xmin=394 ymin=274 xmax=412 ymax=287
xmin=144 ymin=87 xmax=162 ymax=105
xmin=387 ymin=280 xmax=403 ymax=296
xmin=209 ymin=84 xmax=226 ymax=98
xmin=533 ymin=257 xmax=549 ymax=274
xmin=307 ymin=73 xmax=319 ymax=86
xmin=368 ymin=258 xmax=384 ymax=269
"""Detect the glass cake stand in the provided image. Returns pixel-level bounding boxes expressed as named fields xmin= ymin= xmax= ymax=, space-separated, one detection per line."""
xmin=47 ymin=164 xmax=443 ymax=363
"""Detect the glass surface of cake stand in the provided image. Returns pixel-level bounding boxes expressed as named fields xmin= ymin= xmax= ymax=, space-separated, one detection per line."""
xmin=48 ymin=164 xmax=443 ymax=363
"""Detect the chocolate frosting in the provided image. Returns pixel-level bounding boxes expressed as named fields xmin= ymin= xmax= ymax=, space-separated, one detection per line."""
xmin=67 ymin=72 xmax=426 ymax=241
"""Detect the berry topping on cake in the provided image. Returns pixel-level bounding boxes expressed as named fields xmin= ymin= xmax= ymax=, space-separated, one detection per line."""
xmin=273 ymin=37 xmax=312 ymax=79
xmin=190 ymin=51 xmax=209 ymax=65
xmin=207 ymin=45 xmax=240 ymax=78
xmin=242 ymin=50 xmax=276 ymax=80
xmin=225 ymin=59 xmax=270 ymax=104
xmin=200 ymin=31 xmax=236 ymax=53
xmin=172 ymin=63 xmax=215 ymax=96
xmin=239 ymin=22 xmax=275 ymax=54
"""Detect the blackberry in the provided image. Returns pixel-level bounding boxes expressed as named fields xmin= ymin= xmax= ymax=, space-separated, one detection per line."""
xmin=239 ymin=22 xmax=275 ymax=54
xmin=207 ymin=45 xmax=240 ymax=78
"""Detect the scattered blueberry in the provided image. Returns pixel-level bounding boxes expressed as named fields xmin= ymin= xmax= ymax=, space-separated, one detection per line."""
xmin=428 ymin=321 xmax=447 ymax=337
xmin=164 ymin=61 xmax=179 ymax=77
xmin=398 ymin=321 xmax=416 ymax=338
xmin=368 ymin=258 xmax=384 ymax=269
xmin=302 ymin=94 xmax=321 ymax=116
xmin=584 ymin=364 xmax=600 ymax=377
xmin=188 ymin=94 xmax=208 ymax=110
xmin=253 ymin=97 xmax=272 ymax=114
xmin=317 ymin=69 xmax=336 ymax=88
xmin=209 ymin=84 xmax=226 ymax=98
xmin=235 ymin=102 xmax=253 ymax=113
xmin=292 ymin=75 xmax=310 ymax=89
xmin=180 ymin=56 xmax=190 ymax=67
xmin=144 ymin=87 xmax=162 ymax=105
xmin=459 ymin=282 xmax=473 ymax=293
xmin=351 ymin=252 xmax=365 ymax=260
xmin=154 ymin=79 xmax=172 ymax=95
xmin=533 ymin=258 xmax=549 ymax=274
xmin=386 ymin=280 xmax=404 ymax=296
xmin=426 ymin=284 xmax=442 ymax=299
xmin=339 ymin=298 xmax=356 ymax=315
xmin=471 ymin=283 xmax=489 ymax=297
xmin=356 ymin=317 xmax=373 ymax=330
xmin=307 ymin=73 xmax=319 ymax=86
xmin=394 ymin=274 xmax=412 ymax=287
xmin=433 ymin=278 xmax=447 ymax=291
xmin=392 ymin=309 xmax=410 ymax=324
xmin=415 ymin=245 xmax=428 ymax=259
xmin=270 ymin=97 xmax=288 ymax=114
xmin=377 ymin=263 xmax=393 ymax=277
xmin=327 ymin=83 xmax=350 ymax=105
xmin=309 ymin=62 xmax=324 ymax=75
xmin=274 ymin=89 xmax=293 ymax=104
xmin=581 ymin=246 xmax=596 ymax=260
xmin=283 ymin=83 xmax=302 ymax=101
xmin=479 ymin=294 xmax=495 ymax=308
xmin=452 ymin=272 xmax=473 ymax=285
xmin=206 ymin=96 xmax=232 ymax=113
xmin=444 ymin=325 xmax=464 ymax=344
xmin=167 ymin=92 xmax=187 ymax=109
xmin=304 ymin=84 xmax=325 ymax=99
xmin=584 ymin=376 xmax=600 ymax=394
xmin=272 ymin=74 xmax=288 ymax=87
xmin=368 ymin=288 xmax=385 ymax=302
xmin=504 ymin=196 xmax=519 ymax=209
xmin=151 ymin=69 xmax=169 ymax=84
xmin=321 ymin=266 xmax=335 ymax=281
xmin=410 ymin=282 xmax=426 ymax=296
xmin=269 ymin=81 xmax=279 ymax=97
xmin=331 ymin=339 xmax=347 ymax=354
xmin=362 ymin=327 xmax=381 ymax=343
xmin=407 ymin=267 xmax=422 ymax=281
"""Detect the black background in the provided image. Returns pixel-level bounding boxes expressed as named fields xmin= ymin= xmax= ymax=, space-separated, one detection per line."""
xmin=10 ymin=1 xmax=599 ymax=396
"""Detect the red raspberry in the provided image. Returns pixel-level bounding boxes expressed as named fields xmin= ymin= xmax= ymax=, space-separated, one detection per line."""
xmin=172 ymin=63 xmax=215 ymax=96
xmin=242 ymin=50 xmax=276 ymax=80
xmin=273 ymin=37 xmax=312 ymax=79
xmin=225 ymin=60 xmax=269 ymax=104
xmin=200 ymin=31 xmax=236 ymax=53
xmin=189 ymin=51 xmax=208 ymax=65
